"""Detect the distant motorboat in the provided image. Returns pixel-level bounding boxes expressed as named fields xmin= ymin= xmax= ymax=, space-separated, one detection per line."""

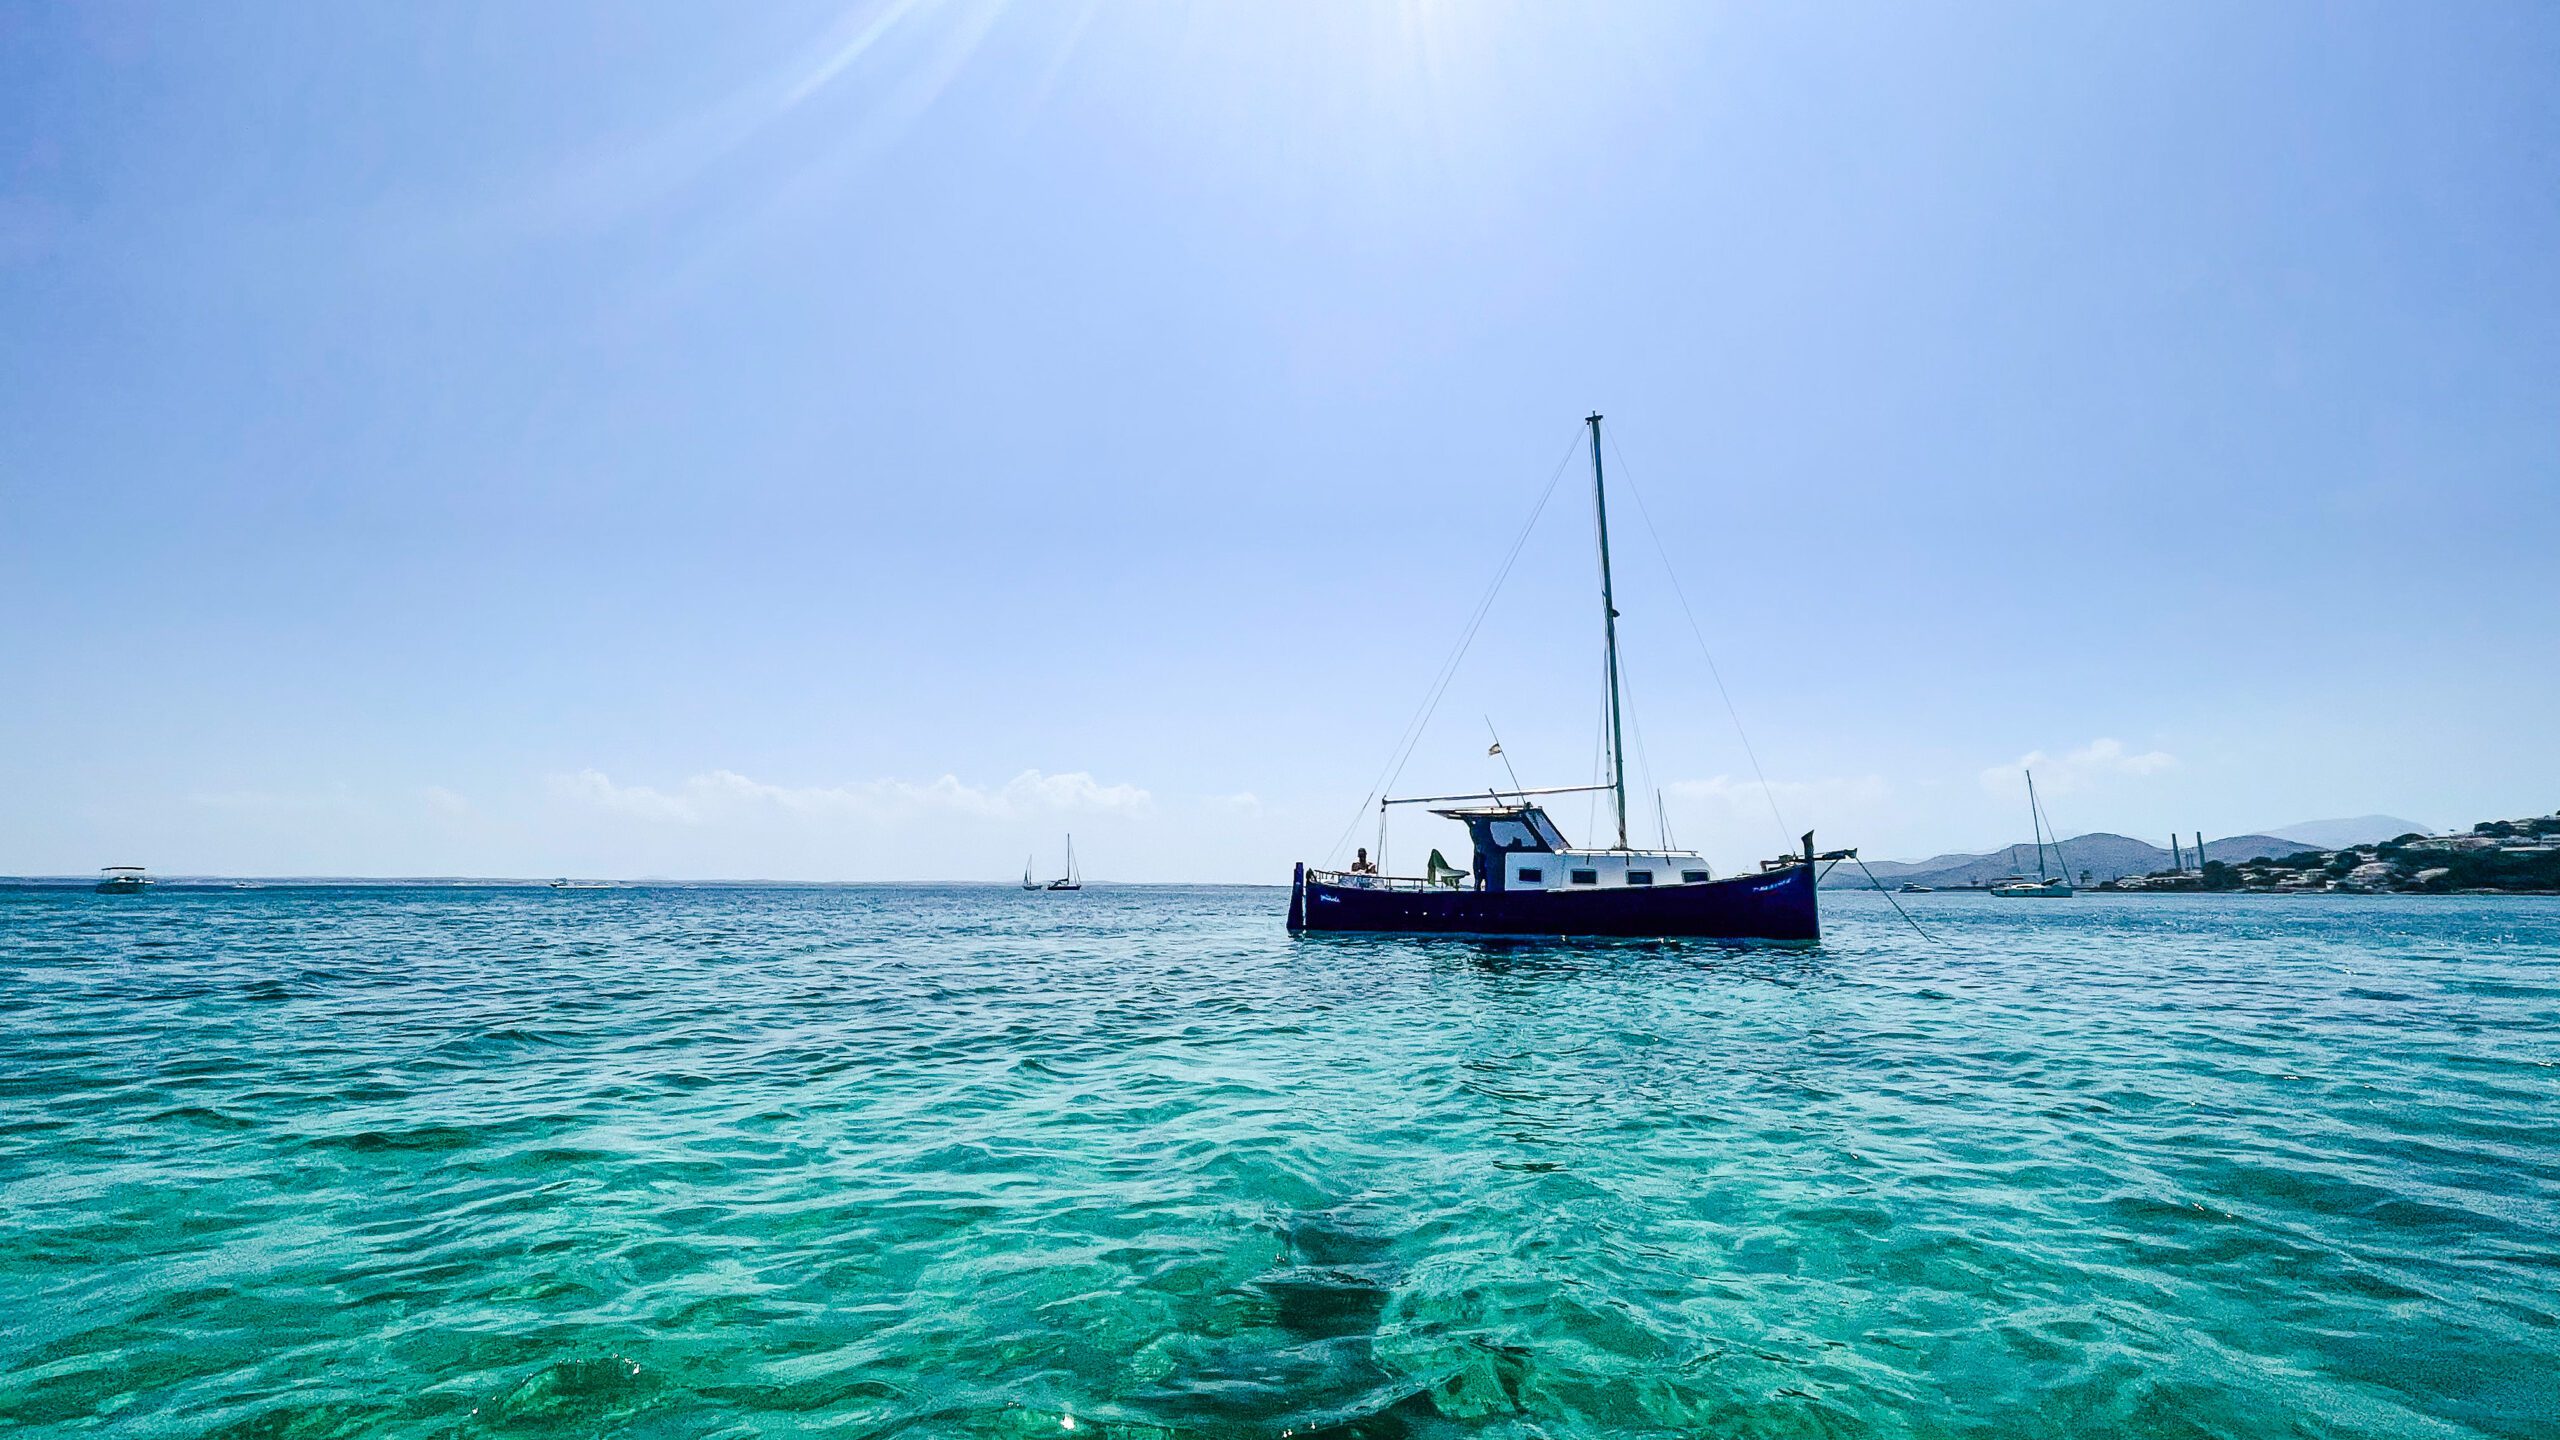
xmin=96 ymin=866 xmax=152 ymax=895
xmin=1044 ymin=835 xmax=1083 ymax=892
xmin=1991 ymin=769 xmax=2074 ymax=898
xmin=549 ymin=879 xmax=612 ymax=890
xmin=1898 ymin=883 xmax=1934 ymax=893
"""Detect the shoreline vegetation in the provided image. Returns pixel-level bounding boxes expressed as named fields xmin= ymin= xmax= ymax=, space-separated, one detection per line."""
xmin=2095 ymin=811 xmax=2560 ymax=895
xmin=1874 ymin=810 xmax=2560 ymax=897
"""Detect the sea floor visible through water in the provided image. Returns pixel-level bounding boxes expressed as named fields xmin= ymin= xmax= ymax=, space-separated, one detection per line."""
xmin=1 ymin=885 xmax=2554 ymax=1439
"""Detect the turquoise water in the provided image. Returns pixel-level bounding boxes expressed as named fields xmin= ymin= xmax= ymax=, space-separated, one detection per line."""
xmin=2 ymin=886 xmax=2555 ymax=1439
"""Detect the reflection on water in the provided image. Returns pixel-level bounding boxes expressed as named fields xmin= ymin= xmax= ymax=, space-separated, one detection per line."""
xmin=0 ymin=885 xmax=2554 ymax=1438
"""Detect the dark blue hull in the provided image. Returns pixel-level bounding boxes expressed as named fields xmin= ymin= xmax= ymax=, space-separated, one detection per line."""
xmin=1287 ymin=862 xmax=1820 ymax=942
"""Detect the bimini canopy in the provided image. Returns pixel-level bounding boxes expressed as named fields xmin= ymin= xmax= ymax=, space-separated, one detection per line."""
xmin=1427 ymin=803 xmax=1568 ymax=854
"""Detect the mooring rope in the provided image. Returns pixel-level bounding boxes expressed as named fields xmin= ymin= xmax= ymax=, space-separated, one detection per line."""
xmin=1854 ymin=854 xmax=1933 ymax=941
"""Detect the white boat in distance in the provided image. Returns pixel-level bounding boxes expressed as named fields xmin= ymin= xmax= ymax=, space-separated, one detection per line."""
xmin=97 ymin=866 xmax=152 ymax=894
xmin=1991 ymin=769 xmax=2074 ymax=898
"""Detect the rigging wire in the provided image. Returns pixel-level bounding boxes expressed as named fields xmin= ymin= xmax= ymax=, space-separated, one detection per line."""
xmin=1323 ymin=432 xmax=1585 ymax=867
xmin=1854 ymin=854 xmax=1934 ymax=941
xmin=1605 ymin=430 xmax=1792 ymax=853
xmin=1622 ymin=673 xmax=1663 ymax=850
xmin=1484 ymin=716 xmax=1527 ymax=797
xmin=2034 ymin=779 xmax=2075 ymax=882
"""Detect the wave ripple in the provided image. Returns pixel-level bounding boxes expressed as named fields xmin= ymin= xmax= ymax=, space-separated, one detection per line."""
xmin=2 ymin=885 xmax=2555 ymax=1438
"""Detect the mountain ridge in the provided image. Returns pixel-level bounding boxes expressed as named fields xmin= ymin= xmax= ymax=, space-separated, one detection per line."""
xmin=1824 ymin=832 xmax=2307 ymax=889
xmin=2266 ymin=815 xmax=2437 ymax=850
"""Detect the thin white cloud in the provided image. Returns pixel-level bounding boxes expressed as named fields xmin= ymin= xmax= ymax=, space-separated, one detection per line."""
xmin=1646 ymin=774 xmax=1896 ymax=867
xmin=547 ymin=767 xmax=1152 ymax=825
xmin=1980 ymin=738 xmax=2176 ymax=796
xmin=549 ymin=770 xmax=698 ymax=823
xmin=1668 ymin=773 xmax=1891 ymax=817
xmin=421 ymin=786 xmax=471 ymax=817
xmin=990 ymin=770 xmax=1153 ymax=815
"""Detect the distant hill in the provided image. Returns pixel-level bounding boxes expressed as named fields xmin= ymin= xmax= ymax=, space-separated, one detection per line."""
xmin=1823 ymin=832 xmax=2306 ymax=889
xmin=2267 ymin=815 xmax=2436 ymax=850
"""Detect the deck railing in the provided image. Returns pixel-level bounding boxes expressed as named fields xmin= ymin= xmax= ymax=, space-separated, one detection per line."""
xmin=1304 ymin=869 xmax=1462 ymax=892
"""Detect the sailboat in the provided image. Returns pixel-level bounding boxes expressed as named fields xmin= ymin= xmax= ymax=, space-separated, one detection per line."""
xmin=1991 ymin=769 xmax=2074 ymax=897
xmin=1021 ymin=855 xmax=1041 ymax=891
xmin=1288 ymin=413 xmax=1849 ymax=941
xmin=1043 ymin=835 xmax=1082 ymax=892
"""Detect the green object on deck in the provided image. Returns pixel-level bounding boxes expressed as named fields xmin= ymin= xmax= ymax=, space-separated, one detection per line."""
xmin=1426 ymin=849 xmax=1468 ymax=888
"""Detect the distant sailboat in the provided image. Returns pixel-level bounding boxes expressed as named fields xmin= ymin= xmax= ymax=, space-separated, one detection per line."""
xmin=1021 ymin=855 xmax=1041 ymax=891
xmin=1992 ymin=769 xmax=2074 ymax=898
xmin=1046 ymin=834 xmax=1082 ymax=891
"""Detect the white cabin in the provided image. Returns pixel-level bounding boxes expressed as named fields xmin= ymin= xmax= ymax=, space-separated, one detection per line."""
xmin=1502 ymin=848 xmax=1715 ymax=890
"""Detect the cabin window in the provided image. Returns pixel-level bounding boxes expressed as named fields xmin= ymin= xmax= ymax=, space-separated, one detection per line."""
xmin=1682 ymin=870 xmax=1709 ymax=884
xmin=1516 ymin=868 xmax=1544 ymax=884
xmin=1569 ymin=868 xmax=1598 ymax=886
xmin=1626 ymin=870 xmax=1654 ymax=886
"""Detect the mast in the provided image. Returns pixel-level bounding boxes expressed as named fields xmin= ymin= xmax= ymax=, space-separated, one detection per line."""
xmin=2027 ymin=769 xmax=2048 ymax=880
xmin=1587 ymin=412 xmax=1628 ymax=849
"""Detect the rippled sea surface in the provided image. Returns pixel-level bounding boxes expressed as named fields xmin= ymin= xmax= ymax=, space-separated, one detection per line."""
xmin=3 ymin=886 xmax=2556 ymax=1439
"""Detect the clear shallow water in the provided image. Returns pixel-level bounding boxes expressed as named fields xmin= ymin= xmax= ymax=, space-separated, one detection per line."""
xmin=2 ymin=886 xmax=2555 ymax=1440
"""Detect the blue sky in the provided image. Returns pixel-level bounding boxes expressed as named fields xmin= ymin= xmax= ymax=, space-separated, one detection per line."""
xmin=4 ymin=1 xmax=2555 ymax=880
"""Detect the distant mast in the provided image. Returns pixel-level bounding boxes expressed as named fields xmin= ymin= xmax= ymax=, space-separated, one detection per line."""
xmin=1588 ymin=412 xmax=1629 ymax=850
xmin=1043 ymin=833 xmax=1082 ymax=890
xmin=2028 ymin=769 xmax=2049 ymax=880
